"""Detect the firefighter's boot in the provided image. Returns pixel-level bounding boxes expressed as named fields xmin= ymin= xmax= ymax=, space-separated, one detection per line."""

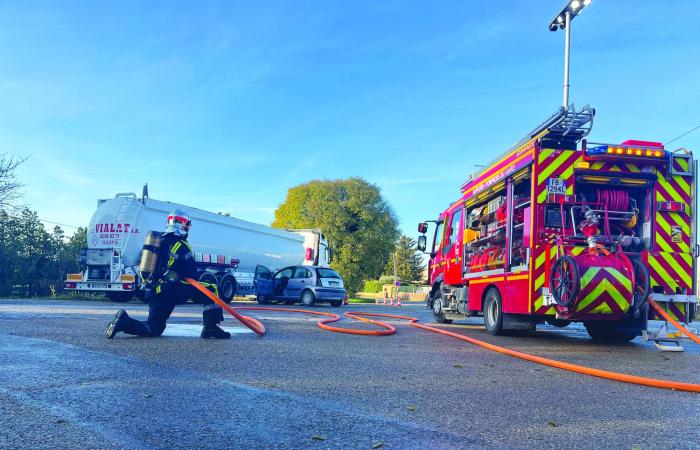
xmin=105 ymin=310 xmax=129 ymax=339
xmin=200 ymin=325 xmax=231 ymax=339
xmin=201 ymin=305 xmax=230 ymax=339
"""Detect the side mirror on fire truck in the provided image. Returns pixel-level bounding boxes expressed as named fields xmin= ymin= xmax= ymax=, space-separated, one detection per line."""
xmin=418 ymin=222 xmax=428 ymax=234
xmin=417 ymin=235 xmax=427 ymax=252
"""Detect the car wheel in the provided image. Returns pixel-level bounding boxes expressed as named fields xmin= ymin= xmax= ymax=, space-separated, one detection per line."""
xmin=483 ymin=287 xmax=504 ymax=336
xmin=330 ymin=300 xmax=342 ymax=307
xmin=301 ymin=290 xmax=315 ymax=307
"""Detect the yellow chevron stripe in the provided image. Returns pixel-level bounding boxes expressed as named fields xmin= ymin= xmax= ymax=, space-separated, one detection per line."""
xmin=538 ymin=189 xmax=547 ymax=204
xmin=655 ymin=232 xmax=675 ymax=253
xmin=570 ymin=247 xmax=585 ymax=256
xmin=535 ymin=250 xmax=547 ymax=268
xmin=535 ymin=273 xmax=545 ymax=290
xmin=609 ymin=165 xmax=622 ymax=172
xmin=659 ymin=252 xmax=692 ymax=287
xmin=577 ymin=275 xmax=629 ymax=314
xmin=591 ymin=162 xmax=605 ymax=170
xmin=648 ymin=255 xmax=679 ymax=291
xmin=624 ymin=163 xmax=641 ymax=173
xmin=675 ymin=175 xmax=691 ymax=196
xmin=657 ymin=176 xmax=685 ymax=203
xmin=676 ymin=158 xmax=690 ymax=171
xmin=538 ymin=151 xmax=575 ymax=185
xmin=538 ymin=148 xmax=554 ymax=164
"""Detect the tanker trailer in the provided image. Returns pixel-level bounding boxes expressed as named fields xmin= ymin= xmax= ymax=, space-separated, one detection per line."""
xmin=64 ymin=188 xmax=331 ymax=303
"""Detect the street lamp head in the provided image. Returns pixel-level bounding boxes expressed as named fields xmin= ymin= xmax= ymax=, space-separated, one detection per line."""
xmin=548 ymin=0 xmax=591 ymax=31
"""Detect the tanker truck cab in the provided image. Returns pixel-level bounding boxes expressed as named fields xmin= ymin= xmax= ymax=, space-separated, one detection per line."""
xmin=417 ymin=106 xmax=697 ymax=346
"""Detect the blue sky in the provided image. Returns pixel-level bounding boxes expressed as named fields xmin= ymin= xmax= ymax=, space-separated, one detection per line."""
xmin=2 ymin=0 xmax=699 ymax=236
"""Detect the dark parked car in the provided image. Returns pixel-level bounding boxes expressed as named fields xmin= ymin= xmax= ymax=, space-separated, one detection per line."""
xmin=254 ymin=265 xmax=346 ymax=307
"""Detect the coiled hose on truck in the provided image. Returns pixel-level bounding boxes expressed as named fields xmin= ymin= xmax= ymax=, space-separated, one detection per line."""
xmin=186 ymin=278 xmax=700 ymax=394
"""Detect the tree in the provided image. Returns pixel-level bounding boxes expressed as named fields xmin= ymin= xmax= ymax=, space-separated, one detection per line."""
xmin=0 ymin=153 xmax=26 ymax=211
xmin=273 ymin=177 xmax=400 ymax=294
xmin=384 ymin=235 xmax=426 ymax=284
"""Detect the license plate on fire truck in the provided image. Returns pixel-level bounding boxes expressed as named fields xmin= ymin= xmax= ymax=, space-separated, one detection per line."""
xmin=546 ymin=178 xmax=566 ymax=195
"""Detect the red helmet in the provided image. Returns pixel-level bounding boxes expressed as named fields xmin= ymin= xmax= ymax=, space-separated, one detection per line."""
xmin=165 ymin=209 xmax=191 ymax=237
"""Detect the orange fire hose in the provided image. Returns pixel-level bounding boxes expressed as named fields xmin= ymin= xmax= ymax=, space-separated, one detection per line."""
xmin=186 ymin=278 xmax=700 ymax=393
xmin=648 ymin=298 xmax=700 ymax=345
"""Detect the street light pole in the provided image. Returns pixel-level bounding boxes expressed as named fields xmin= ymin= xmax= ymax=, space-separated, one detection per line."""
xmin=563 ymin=11 xmax=572 ymax=108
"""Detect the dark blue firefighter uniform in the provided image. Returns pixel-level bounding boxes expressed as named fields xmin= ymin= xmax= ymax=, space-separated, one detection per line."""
xmin=119 ymin=233 xmax=224 ymax=337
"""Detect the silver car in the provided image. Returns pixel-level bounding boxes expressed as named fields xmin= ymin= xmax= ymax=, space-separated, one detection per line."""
xmin=254 ymin=265 xmax=346 ymax=307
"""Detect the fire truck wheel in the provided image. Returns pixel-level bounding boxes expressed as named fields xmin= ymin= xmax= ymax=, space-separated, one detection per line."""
xmin=301 ymin=289 xmax=316 ymax=307
xmin=431 ymin=289 xmax=452 ymax=324
xmin=218 ymin=274 xmax=237 ymax=304
xmin=483 ymin=288 xmax=504 ymax=336
xmin=584 ymin=321 xmax=637 ymax=343
xmin=107 ymin=292 xmax=133 ymax=303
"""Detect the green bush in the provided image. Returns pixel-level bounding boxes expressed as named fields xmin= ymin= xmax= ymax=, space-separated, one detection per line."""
xmin=363 ymin=279 xmax=383 ymax=293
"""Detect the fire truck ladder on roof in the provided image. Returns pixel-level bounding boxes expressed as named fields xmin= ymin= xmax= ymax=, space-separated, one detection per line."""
xmin=530 ymin=104 xmax=595 ymax=144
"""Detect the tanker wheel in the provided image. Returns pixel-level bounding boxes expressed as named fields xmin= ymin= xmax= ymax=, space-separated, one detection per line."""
xmin=631 ymin=259 xmax=650 ymax=311
xmin=483 ymin=288 xmax=504 ymax=336
xmin=196 ymin=273 xmax=219 ymax=305
xmin=107 ymin=292 xmax=133 ymax=303
xmin=301 ymin=290 xmax=316 ymax=307
xmin=584 ymin=321 xmax=637 ymax=343
xmin=550 ymin=256 xmax=579 ymax=307
xmin=218 ymin=274 xmax=237 ymax=304
xmin=432 ymin=289 xmax=452 ymax=324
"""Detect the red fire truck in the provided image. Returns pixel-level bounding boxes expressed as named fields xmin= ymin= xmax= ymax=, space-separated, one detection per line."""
xmin=418 ymin=106 xmax=697 ymax=343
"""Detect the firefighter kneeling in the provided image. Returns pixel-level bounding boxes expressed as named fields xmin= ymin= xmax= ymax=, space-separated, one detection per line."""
xmin=105 ymin=209 xmax=231 ymax=339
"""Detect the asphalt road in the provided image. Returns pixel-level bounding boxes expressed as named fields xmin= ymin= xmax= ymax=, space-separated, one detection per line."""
xmin=1 ymin=298 xmax=700 ymax=450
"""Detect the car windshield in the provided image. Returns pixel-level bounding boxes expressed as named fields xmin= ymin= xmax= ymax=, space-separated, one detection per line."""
xmin=316 ymin=268 xmax=341 ymax=279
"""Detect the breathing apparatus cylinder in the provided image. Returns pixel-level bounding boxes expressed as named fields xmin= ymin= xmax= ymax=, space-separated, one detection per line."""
xmin=139 ymin=231 xmax=163 ymax=283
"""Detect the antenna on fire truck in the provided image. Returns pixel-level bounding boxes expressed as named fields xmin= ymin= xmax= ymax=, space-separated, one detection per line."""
xmin=549 ymin=0 xmax=593 ymax=109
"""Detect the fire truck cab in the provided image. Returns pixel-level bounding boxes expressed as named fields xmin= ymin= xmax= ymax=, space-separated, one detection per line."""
xmin=418 ymin=106 xmax=697 ymax=343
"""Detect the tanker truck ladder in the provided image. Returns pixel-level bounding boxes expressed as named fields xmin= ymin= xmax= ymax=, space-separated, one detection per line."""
xmin=110 ymin=193 xmax=136 ymax=282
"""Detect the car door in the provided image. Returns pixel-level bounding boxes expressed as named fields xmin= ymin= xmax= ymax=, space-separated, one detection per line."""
xmin=272 ymin=267 xmax=294 ymax=298
xmin=287 ymin=267 xmax=312 ymax=298
xmin=254 ymin=265 xmax=273 ymax=297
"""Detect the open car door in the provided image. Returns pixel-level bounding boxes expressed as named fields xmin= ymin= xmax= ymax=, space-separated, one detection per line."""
xmin=254 ymin=265 xmax=273 ymax=297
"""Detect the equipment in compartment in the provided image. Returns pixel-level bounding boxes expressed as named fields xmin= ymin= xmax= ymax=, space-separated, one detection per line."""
xmin=465 ymin=190 xmax=526 ymax=273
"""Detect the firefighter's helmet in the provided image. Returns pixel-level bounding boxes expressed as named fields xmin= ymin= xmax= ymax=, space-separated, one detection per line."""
xmin=165 ymin=209 xmax=192 ymax=237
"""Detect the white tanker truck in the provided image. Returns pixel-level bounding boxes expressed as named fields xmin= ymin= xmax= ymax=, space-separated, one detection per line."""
xmin=64 ymin=188 xmax=331 ymax=303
